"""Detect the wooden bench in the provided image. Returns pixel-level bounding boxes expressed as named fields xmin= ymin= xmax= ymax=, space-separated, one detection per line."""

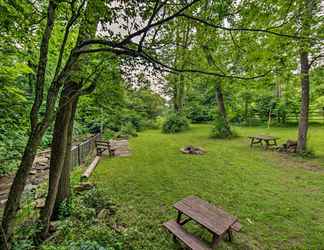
xmin=248 ymin=135 xmax=279 ymax=149
xmin=95 ymin=140 xmax=112 ymax=156
xmin=163 ymin=196 xmax=241 ymax=249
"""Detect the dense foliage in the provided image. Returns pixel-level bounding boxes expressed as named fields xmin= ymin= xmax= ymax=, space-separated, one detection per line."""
xmin=162 ymin=113 xmax=190 ymax=133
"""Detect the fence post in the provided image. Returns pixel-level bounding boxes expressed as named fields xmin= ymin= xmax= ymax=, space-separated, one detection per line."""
xmin=78 ymin=144 xmax=81 ymax=166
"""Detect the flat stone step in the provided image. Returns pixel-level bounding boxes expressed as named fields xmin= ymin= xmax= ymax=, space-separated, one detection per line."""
xmin=163 ymin=220 xmax=211 ymax=250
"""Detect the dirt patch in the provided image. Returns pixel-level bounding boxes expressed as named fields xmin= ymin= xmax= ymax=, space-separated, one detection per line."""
xmin=266 ymin=151 xmax=324 ymax=173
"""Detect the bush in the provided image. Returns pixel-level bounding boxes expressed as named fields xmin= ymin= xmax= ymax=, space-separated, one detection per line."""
xmin=186 ymin=104 xmax=215 ymax=123
xmin=120 ymin=111 xmax=145 ymax=131
xmin=162 ymin=113 xmax=190 ymax=133
xmin=115 ymin=122 xmax=138 ymax=139
xmin=210 ymin=114 xmax=238 ymax=139
xmin=102 ymin=129 xmax=115 ymax=140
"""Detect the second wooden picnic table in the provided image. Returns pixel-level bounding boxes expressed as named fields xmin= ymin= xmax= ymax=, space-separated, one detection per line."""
xmin=248 ymin=135 xmax=279 ymax=149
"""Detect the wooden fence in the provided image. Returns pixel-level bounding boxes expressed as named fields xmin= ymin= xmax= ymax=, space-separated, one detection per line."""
xmin=246 ymin=111 xmax=324 ymax=124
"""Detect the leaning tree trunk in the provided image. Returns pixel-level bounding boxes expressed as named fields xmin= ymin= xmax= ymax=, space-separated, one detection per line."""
xmin=38 ymin=83 xmax=77 ymax=240
xmin=0 ymin=128 xmax=44 ymax=247
xmin=297 ymin=50 xmax=310 ymax=153
xmin=215 ymin=81 xmax=232 ymax=136
xmin=51 ymin=96 xmax=78 ymax=220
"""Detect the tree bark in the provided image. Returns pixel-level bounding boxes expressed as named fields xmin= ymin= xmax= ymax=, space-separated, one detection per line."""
xmin=38 ymin=83 xmax=78 ymax=239
xmin=38 ymin=0 xmax=100 ymax=238
xmin=51 ymin=96 xmax=78 ymax=220
xmin=174 ymin=75 xmax=185 ymax=113
xmin=0 ymin=128 xmax=43 ymax=247
xmin=297 ymin=0 xmax=312 ymax=153
xmin=297 ymin=50 xmax=310 ymax=153
xmin=244 ymin=97 xmax=249 ymax=125
xmin=215 ymin=81 xmax=232 ymax=136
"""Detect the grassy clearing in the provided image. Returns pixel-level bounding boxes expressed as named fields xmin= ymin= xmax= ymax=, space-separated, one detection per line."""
xmin=90 ymin=124 xmax=324 ymax=249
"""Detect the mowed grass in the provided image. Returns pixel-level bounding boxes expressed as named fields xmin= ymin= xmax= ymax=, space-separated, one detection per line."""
xmin=90 ymin=124 xmax=324 ymax=250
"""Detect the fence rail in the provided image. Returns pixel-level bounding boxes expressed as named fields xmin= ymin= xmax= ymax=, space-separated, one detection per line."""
xmin=70 ymin=134 xmax=101 ymax=168
xmin=246 ymin=111 xmax=324 ymax=124
xmin=37 ymin=133 xmax=101 ymax=168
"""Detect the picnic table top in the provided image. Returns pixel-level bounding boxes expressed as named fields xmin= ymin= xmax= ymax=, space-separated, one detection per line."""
xmin=173 ymin=196 xmax=237 ymax=236
xmin=248 ymin=135 xmax=279 ymax=140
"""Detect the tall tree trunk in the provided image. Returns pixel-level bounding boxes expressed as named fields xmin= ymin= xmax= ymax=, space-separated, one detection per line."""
xmin=215 ymin=81 xmax=232 ymax=136
xmin=297 ymin=0 xmax=312 ymax=153
xmin=244 ymin=98 xmax=249 ymax=125
xmin=297 ymin=50 xmax=310 ymax=153
xmin=51 ymin=97 xmax=78 ymax=220
xmin=38 ymin=83 xmax=78 ymax=239
xmin=0 ymin=1 xmax=58 ymax=248
xmin=174 ymin=75 xmax=185 ymax=113
xmin=38 ymin=0 xmax=100 ymax=239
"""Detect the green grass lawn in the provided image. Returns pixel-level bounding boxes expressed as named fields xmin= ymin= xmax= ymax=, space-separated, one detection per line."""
xmin=90 ymin=124 xmax=324 ymax=250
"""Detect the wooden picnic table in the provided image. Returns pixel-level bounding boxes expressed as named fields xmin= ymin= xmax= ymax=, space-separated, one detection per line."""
xmin=163 ymin=196 xmax=241 ymax=249
xmin=248 ymin=135 xmax=279 ymax=149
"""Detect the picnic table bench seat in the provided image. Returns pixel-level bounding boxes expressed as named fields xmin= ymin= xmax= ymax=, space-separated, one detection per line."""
xmin=164 ymin=220 xmax=212 ymax=250
xmin=163 ymin=196 xmax=241 ymax=249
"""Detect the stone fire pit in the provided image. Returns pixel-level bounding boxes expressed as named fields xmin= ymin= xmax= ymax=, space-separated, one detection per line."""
xmin=180 ymin=145 xmax=206 ymax=155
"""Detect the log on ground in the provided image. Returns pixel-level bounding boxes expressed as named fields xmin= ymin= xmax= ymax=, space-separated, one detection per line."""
xmin=81 ymin=156 xmax=101 ymax=180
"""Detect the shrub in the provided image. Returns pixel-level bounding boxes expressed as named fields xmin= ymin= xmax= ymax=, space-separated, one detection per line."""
xmin=162 ymin=113 xmax=190 ymax=133
xmin=81 ymin=188 xmax=117 ymax=215
xmin=186 ymin=104 xmax=215 ymax=123
xmin=120 ymin=111 xmax=145 ymax=131
xmin=102 ymin=129 xmax=115 ymax=140
xmin=210 ymin=114 xmax=238 ymax=139
xmin=115 ymin=122 xmax=138 ymax=139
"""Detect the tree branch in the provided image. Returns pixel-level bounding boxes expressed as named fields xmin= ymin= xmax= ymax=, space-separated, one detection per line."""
xmin=180 ymin=13 xmax=316 ymax=40
xmin=308 ymin=54 xmax=323 ymax=69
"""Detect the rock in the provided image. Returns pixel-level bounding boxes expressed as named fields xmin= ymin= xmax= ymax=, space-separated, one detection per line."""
xmin=287 ymin=140 xmax=297 ymax=147
xmin=74 ymin=182 xmax=95 ymax=192
xmin=35 ymin=198 xmax=46 ymax=208
xmin=277 ymin=139 xmax=297 ymax=153
xmin=49 ymin=221 xmax=60 ymax=233
xmin=34 ymin=163 xmax=50 ymax=170
xmin=0 ymin=199 xmax=7 ymax=208
xmin=97 ymin=208 xmax=110 ymax=221
xmin=29 ymin=170 xmax=37 ymax=175
xmin=24 ymin=183 xmax=37 ymax=192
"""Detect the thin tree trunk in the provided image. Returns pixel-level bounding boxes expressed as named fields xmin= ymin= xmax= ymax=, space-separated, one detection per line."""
xmin=215 ymin=81 xmax=232 ymax=136
xmin=0 ymin=129 xmax=42 ymax=246
xmin=0 ymin=2 xmax=58 ymax=247
xmin=174 ymin=75 xmax=185 ymax=113
xmin=244 ymin=98 xmax=249 ymax=125
xmin=297 ymin=50 xmax=310 ymax=153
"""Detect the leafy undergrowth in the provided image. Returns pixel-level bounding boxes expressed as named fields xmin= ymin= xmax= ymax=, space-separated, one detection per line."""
xmin=14 ymin=124 xmax=324 ymax=249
